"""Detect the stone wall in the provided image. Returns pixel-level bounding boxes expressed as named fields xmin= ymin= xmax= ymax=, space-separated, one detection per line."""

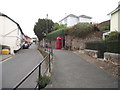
xmin=65 ymin=32 xmax=102 ymax=50
xmin=84 ymin=49 xmax=98 ymax=59
xmin=104 ymin=52 xmax=120 ymax=64
xmin=50 ymin=41 xmax=56 ymax=48
xmin=84 ymin=49 xmax=120 ymax=65
xmin=47 ymin=32 xmax=102 ymax=49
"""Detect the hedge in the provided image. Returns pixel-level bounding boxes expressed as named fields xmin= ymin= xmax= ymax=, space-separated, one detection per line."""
xmin=46 ymin=23 xmax=96 ymax=41
xmin=46 ymin=28 xmax=65 ymax=41
xmin=85 ymin=40 xmax=120 ymax=58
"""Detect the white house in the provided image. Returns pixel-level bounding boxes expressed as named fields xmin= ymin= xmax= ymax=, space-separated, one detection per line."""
xmin=79 ymin=15 xmax=92 ymax=23
xmin=0 ymin=13 xmax=24 ymax=54
xmin=103 ymin=1 xmax=120 ymax=39
xmin=108 ymin=1 xmax=120 ymax=32
xmin=59 ymin=14 xmax=92 ymax=27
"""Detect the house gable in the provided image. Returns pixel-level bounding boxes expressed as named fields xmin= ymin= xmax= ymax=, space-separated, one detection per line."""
xmin=0 ymin=12 xmax=24 ymax=52
xmin=0 ymin=12 xmax=23 ymax=35
xmin=59 ymin=14 xmax=92 ymax=27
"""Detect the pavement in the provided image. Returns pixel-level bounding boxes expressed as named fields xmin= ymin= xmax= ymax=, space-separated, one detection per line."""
xmin=51 ymin=49 xmax=118 ymax=88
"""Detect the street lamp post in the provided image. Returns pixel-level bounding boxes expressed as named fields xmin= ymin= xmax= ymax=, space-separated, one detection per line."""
xmin=42 ymin=32 xmax=46 ymax=48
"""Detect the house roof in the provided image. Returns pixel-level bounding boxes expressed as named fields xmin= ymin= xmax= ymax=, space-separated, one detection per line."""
xmin=59 ymin=14 xmax=78 ymax=22
xmin=79 ymin=15 xmax=92 ymax=19
xmin=108 ymin=2 xmax=120 ymax=15
xmin=59 ymin=14 xmax=92 ymax=22
xmin=0 ymin=12 xmax=24 ymax=34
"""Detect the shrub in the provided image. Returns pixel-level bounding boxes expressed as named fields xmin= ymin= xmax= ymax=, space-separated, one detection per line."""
xmin=65 ymin=23 xmax=94 ymax=38
xmin=85 ymin=41 xmax=106 ymax=58
xmin=98 ymin=25 xmax=110 ymax=31
xmin=46 ymin=28 xmax=65 ymax=41
xmin=38 ymin=75 xmax=51 ymax=89
xmin=105 ymin=31 xmax=120 ymax=40
xmin=97 ymin=20 xmax=110 ymax=31
xmin=47 ymin=23 xmax=95 ymax=41
xmin=85 ymin=40 xmax=120 ymax=58
xmin=106 ymin=40 xmax=120 ymax=54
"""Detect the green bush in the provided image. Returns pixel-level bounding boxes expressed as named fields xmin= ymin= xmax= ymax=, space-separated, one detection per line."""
xmin=85 ymin=40 xmax=120 ymax=58
xmin=46 ymin=23 xmax=94 ymax=40
xmin=46 ymin=28 xmax=65 ymax=41
xmin=65 ymin=23 xmax=94 ymax=38
xmin=106 ymin=40 xmax=120 ymax=54
xmin=85 ymin=41 xmax=106 ymax=58
xmin=105 ymin=31 xmax=120 ymax=40
xmin=98 ymin=24 xmax=110 ymax=31
xmin=38 ymin=75 xmax=51 ymax=89
xmin=97 ymin=21 xmax=110 ymax=31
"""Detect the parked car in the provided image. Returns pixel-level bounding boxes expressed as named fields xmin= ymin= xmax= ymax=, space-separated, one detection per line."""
xmin=23 ymin=43 xmax=29 ymax=49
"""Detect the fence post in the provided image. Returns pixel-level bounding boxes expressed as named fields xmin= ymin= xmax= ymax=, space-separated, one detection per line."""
xmin=51 ymin=48 xmax=53 ymax=58
xmin=49 ymin=52 xmax=51 ymax=73
xmin=38 ymin=64 xmax=41 ymax=90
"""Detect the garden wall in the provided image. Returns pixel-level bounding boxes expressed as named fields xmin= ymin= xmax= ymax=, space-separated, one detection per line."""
xmin=84 ymin=49 xmax=98 ymax=59
xmin=65 ymin=32 xmax=102 ymax=50
xmin=104 ymin=52 xmax=120 ymax=64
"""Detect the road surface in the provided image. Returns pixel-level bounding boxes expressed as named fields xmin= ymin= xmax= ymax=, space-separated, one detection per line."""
xmin=52 ymin=49 xmax=118 ymax=88
xmin=2 ymin=44 xmax=43 ymax=88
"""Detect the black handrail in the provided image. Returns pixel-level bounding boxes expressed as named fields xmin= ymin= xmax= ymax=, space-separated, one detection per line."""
xmin=13 ymin=50 xmax=52 ymax=90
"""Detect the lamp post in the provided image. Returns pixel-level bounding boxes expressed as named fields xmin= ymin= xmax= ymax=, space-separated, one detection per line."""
xmin=42 ymin=32 xmax=46 ymax=48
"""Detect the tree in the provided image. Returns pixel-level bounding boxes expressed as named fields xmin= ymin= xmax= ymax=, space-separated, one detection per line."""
xmin=53 ymin=23 xmax=67 ymax=31
xmin=33 ymin=19 xmax=54 ymax=41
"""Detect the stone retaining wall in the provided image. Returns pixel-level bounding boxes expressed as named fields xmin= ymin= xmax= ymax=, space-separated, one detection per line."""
xmin=84 ymin=49 xmax=98 ymax=59
xmin=104 ymin=52 xmax=120 ymax=64
xmin=65 ymin=32 xmax=102 ymax=50
xmin=84 ymin=49 xmax=119 ymax=65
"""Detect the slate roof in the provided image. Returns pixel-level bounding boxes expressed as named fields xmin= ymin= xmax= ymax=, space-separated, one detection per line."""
xmin=0 ymin=12 xmax=24 ymax=34
xmin=59 ymin=14 xmax=78 ymax=22
xmin=79 ymin=15 xmax=92 ymax=19
xmin=59 ymin=14 xmax=92 ymax=22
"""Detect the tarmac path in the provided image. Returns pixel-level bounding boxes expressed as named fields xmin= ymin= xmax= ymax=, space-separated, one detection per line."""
xmin=52 ymin=49 xmax=118 ymax=88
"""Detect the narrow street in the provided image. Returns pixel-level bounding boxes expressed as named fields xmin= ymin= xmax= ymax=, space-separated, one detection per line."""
xmin=2 ymin=44 xmax=43 ymax=88
xmin=52 ymin=49 xmax=118 ymax=88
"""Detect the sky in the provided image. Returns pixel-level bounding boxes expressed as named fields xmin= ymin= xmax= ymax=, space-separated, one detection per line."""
xmin=0 ymin=0 xmax=119 ymax=37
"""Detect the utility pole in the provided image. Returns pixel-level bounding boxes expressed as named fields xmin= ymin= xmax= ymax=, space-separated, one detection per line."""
xmin=43 ymin=14 xmax=48 ymax=48
xmin=46 ymin=14 xmax=48 ymax=19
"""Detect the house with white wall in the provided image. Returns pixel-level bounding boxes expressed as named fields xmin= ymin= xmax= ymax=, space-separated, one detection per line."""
xmin=103 ymin=1 xmax=120 ymax=39
xmin=108 ymin=1 xmax=120 ymax=32
xmin=0 ymin=12 xmax=24 ymax=54
xmin=79 ymin=15 xmax=92 ymax=23
xmin=59 ymin=14 xmax=92 ymax=27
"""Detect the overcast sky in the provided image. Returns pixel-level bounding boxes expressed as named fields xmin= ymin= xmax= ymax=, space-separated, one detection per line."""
xmin=0 ymin=0 xmax=119 ymax=37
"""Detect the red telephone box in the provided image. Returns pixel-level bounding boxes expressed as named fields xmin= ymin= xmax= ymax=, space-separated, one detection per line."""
xmin=56 ymin=37 xmax=62 ymax=49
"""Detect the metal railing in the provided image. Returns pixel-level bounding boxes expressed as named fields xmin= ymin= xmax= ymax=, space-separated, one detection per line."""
xmin=13 ymin=48 xmax=53 ymax=90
